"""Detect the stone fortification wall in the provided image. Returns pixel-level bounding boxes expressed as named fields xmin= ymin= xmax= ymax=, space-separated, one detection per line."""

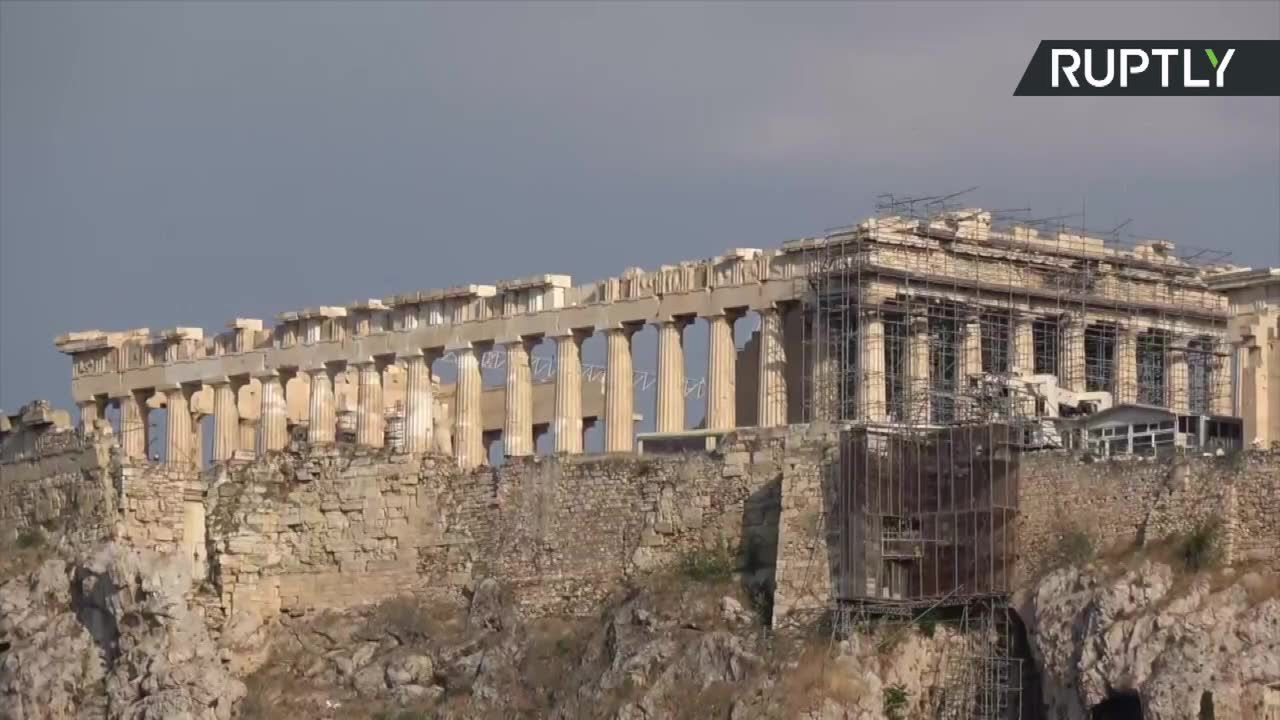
xmin=208 ymin=427 xmax=801 ymax=625
xmin=1018 ymin=451 xmax=1280 ymax=579
xmin=0 ymin=436 xmax=115 ymax=545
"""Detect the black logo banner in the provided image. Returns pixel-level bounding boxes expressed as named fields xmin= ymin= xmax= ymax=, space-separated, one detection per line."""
xmin=1014 ymin=40 xmax=1280 ymax=96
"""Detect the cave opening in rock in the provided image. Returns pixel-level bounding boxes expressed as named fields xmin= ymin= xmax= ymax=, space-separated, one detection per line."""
xmin=1199 ymin=690 xmax=1214 ymax=719
xmin=1091 ymin=691 xmax=1143 ymax=720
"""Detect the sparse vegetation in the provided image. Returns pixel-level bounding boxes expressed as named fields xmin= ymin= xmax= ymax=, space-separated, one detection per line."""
xmin=16 ymin=528 xmax=43 ymax=549
xmin=678 ymin=540 xmax=737 ymax=582
xmin=883 ymin=683 xmax=909 ymax=720
xmin=1044 ymin=526 xmax=1095 ymax=573
xmin=915 ymin=610 xmax=937 ymax=638
xmin=1178 ymin=518 xmax=1223 ymax=572
xmin=367 ymin=593 xmax=463 ymax=645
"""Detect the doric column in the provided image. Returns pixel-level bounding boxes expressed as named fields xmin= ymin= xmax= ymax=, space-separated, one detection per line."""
xmin=1209 ymin=342 xmax=1232 ymax=416
xmin=859 ymin=309 xmax=886 ymax=423
xmin=1114 ymin=323 xmax=1139 ymax=406
xmin=257 ymin=371 xmax=289 ymax=453
xmin=211 ymin=378 xmax=239 ymax=463
xmin=810 ymin=315 xmax=838 ymax=422
xmin=757 ymin=307 xmax=788 ymax=427
xmin=1012 ymin=314 xmax=1035 ymax=376
xmin=162 ymin=384 xmax=194 ymax=467
xmin=1060 ymin=315 xmax=1086 ymax=392
xmin=1168 ymin=339 xmax=1190 ymax=414
xmin=706 ymin=313 xmax=737 ymax=430
xmin=503 ymin=338 xmax=534 ymax=457
xmin=1012 ymin=314 xmax=1037 ymax=417
xmin=355 ymin=361 xmax=384 ymax=448
xmin=306 ymin=365 xmax=336 ymax=445
xmin=77 ymin=400 xmax=100 ymax=435
xmin=654 ymin=319 xmax=687 ymax=433
xmin=955 ymin=313 xmax=983 ymax=419
xmin=552 ymin=330 xmax=585 ymax=454
xmin=114 ymin=390 xmax=147 ymax=460
xmin=452 ymin=344 xmax=484 ymax=469
xmin=961 ymin=314 xmax=983 ymax=379
xmin=908 ymin=314 xmax=931 ymax=423
xmin=604 ymin=325 xmax=637 ymax=452
xmin=402 ymin=352 xmax=434 ymax=453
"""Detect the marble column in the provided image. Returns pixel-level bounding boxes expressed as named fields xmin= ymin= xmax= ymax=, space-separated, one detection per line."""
xmin=706 ymin=313 xmax=736 ymax=430
xmin=306 ymin=366 xmax=336 ymax=445
xmin=162 ymin=384 xmax=194 ymax=467
xmin=1209 ymin=342 xmax=1232 ymax=416
xmin=552 ymin=330 xmax=584 ymax=455
xmin=1012 ymin=314 xmax=1035 ymax=376
xmin=1060 ymin=316 xmax=1086 ymax=392
xmin=78 ymin=400 xmax=100 ymax=435
xmin=257 ymin=371 xmax=288 ymax=453
xmin=115 ymin=390 xmax=147 ymax=460
xmin=1168 ymin=340 xmax=1190 ymax=414
xmin=503 ymin=338 xmax=534 ymax=457
xmin=402 ymin=352 xmax=434 ymax=453
xmin=604 ymin=326 xmax=636 ymax=452
xmin=1114 ymin=323 xmax=1139 ymax=406
xmin=810 ymin=315 xmax=838 ymax=422
xmin=908 ymin=314 xmax=931 ymax=423
xmin=355 ymin=361 xmax=384 ymax=448
xmin=859 ymin=310 xmax=886 ymax=423
xmin=956 ymin=314 xmax=983 ymax=419
xmin=1012 ymin=314 xmax=1036 ymax=416
xmin=452 ymin=345 xmax=484 ymax=469
xmin=757 ymin=307 xmax=788 ymax=427
xmin=654 ymin=319 xmax=686 ymax=433
xmin=211 ymin=379 xmax=238 ymax=463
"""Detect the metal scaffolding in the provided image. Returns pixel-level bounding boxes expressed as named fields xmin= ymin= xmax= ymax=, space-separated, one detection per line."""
xmin=791 ymin=191 xmax=1234 ymax=719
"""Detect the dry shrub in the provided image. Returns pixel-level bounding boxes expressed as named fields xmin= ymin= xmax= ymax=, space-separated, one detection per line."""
xmin=776 ymin=643 xmax=867 ymax=714
xmin=367 ymin=593 xmax=463 ymax=646
xmin=1240 ymin=570 xmax=1280 ymax=607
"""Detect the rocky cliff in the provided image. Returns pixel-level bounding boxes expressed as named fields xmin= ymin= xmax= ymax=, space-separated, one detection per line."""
xmin=1022 ymin=560 xmax=1280 ymax=719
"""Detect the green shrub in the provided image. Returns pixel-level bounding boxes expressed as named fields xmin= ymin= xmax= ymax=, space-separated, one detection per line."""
xmin=679 ymin=541 xmax=736 ymax=582
xmin=15 ymin=529 xmax=43 ymax=550
xmin=1046 ymin=528 xmax=1094 ymax=571
xmin=915 ymin=610 xmax=937 ymax=639
xmin=1179 ymin=518 xmax=1223 ymax=572
xmin=883 ymin=683 xmax=909 ymax=720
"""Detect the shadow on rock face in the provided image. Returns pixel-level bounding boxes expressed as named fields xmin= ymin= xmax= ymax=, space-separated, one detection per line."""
xmin=1091 ymin=690 xmax=1143 ymax=720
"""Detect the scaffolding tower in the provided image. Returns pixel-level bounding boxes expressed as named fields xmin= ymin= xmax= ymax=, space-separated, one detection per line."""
xmin=794 ymin=191 xmax=1233 ymax=719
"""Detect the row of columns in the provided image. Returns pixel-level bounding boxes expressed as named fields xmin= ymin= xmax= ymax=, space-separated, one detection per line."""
xmin=810 ymin=309 xmax=1226 ymax=423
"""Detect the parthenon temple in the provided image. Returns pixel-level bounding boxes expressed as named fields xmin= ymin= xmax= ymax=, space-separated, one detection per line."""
xmin=53 ymin=206 xmax=1278 ymax=469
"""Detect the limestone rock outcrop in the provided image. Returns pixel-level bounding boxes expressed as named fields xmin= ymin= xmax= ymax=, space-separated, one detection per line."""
xmin=1022 ymin=561 xmax=1280 ymax=719
xmin=0 ymin=545 xmax=245 ymax=720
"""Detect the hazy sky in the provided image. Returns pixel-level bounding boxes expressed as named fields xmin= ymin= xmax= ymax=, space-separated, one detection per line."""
xmin=2 ymin=1 xmax=1279 ymax=414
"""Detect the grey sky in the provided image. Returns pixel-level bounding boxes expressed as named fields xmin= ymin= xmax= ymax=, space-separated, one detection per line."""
xmin=3 ymin=1 xmax=1279 ymax=414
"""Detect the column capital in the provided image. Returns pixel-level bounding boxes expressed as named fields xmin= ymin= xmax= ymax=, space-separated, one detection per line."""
xmin=859 ymin=306 xmax=885 ymax=321
xmin=548 ymin=327 xmax=590 ymax=341
xmin=395 ymin=349 xmax=426 ymax=362
xmin=252 ymin=368 xmax=281 ymax=381
xmin=651 ymin=315 xmax=692 ymax=330
xmin=205 ymin=376 xmax=233 ymax=386
xmin=108 ymin=387 xmax=143 ymax=400
xmin=497 ymin=334 xmax=538 ymax=348
xmin=597 ymin=322 xmax=639 ymax=337
xmin=155 ymin=382 xmax=184 ymax=392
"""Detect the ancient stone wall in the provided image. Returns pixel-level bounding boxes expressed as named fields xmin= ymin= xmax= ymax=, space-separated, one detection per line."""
xmin=208 ymin=427 xmax=799 ymax=624
xmin=769 ymin=424 xmax=839 ymax=628
xmin=1017 ymin=450 xmax=1280 ymax=579
xmin=0 ymin=437 xmax=115 ymax=546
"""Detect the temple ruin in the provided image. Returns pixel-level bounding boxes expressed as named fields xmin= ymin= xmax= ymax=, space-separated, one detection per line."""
xmin=53 ymin=202 xmax=1259 ymax=471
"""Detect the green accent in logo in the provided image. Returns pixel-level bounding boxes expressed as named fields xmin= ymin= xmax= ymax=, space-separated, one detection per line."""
xmin=1205 ymin=48 xmax=1220 ymax=68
